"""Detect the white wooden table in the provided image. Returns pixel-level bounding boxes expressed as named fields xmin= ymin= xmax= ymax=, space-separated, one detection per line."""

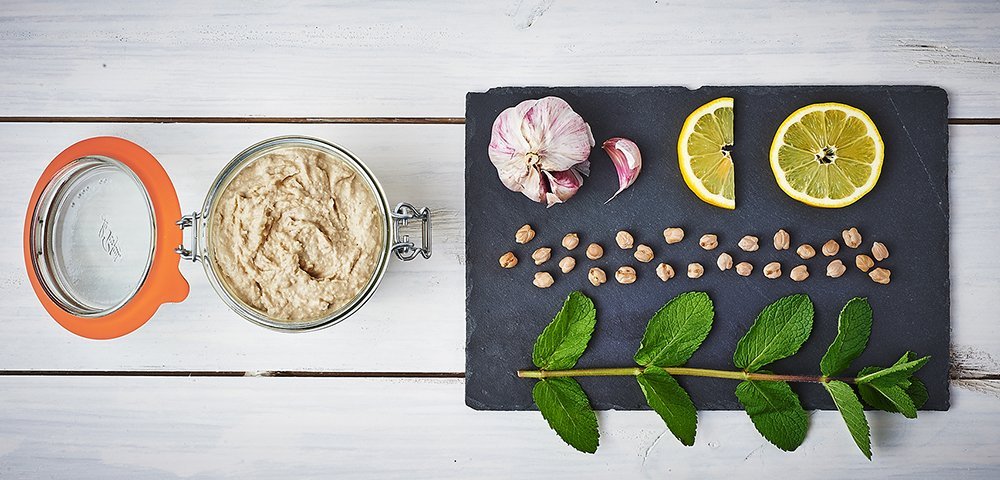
xmin=2 ymin=1 xmax=999 ymax=478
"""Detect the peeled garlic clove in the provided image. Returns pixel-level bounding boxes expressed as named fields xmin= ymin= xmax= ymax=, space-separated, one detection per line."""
xmin=602 ymin=137 xmax=642 ymax=203
xmin=489 ymin=97 xmax=594 ymax=206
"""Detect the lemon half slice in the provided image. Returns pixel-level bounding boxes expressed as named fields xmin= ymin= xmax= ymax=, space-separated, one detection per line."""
xmin=678 ymin=97 xmax=735 ymax=210
xmin=770 ymin=103 xmax=884 ymax=208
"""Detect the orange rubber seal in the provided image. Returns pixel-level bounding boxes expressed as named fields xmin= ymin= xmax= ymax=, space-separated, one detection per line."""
xmin=23 ymin=137 xmax=189 ymax=339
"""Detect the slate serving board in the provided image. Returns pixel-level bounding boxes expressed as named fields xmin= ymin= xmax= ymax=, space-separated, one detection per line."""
xmin=465 ymin=86 xmax=949 ymax=411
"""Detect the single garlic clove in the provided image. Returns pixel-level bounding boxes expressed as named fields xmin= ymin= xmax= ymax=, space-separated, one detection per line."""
xmin=542 ymin=169 xmax=584 ymax=208
xmin=602 ymin=137 xmax=642 ymax=203
xmin=489 ymin=97 xmax=594 ymax=206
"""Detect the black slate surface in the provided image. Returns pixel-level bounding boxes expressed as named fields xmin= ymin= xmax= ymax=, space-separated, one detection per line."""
xmin=465 ymin=86 xmax=949 ymax=411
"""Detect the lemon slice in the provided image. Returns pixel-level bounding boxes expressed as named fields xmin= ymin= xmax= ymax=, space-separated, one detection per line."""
xmin=678 ymin=97 xmax=735 ymax=209
xmin=770 ymin=103 xmax=884 ymax=208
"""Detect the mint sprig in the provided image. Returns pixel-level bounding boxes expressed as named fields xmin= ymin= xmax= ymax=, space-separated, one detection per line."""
xmin=518 ymin=291 xmax=932 ymax=458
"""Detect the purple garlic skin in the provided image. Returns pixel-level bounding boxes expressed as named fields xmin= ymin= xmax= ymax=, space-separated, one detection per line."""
xmin=488 ymin=96 xmax=594 ymax=207
xmin=602 ymin=137 xmax=642 ymax=203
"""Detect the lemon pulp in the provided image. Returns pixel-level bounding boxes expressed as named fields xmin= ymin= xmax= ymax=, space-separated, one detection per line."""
xmin=770 ymin=103 xmax=884 ymax=208
xmin=678 ymin=97 xmax=735 ymax=210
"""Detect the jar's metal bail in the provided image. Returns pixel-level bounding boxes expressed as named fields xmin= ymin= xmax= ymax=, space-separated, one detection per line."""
xmin=175 ymin=212 xmax=202 ymax=262
xmin=175 ymin=204 xmax=431 ymax=263
xmin=390 ymin=203 xmax=432 ymax=261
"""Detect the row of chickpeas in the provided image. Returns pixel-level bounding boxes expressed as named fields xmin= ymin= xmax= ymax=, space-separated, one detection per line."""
xmin=500 ymin=224 xmax=892 ymax=288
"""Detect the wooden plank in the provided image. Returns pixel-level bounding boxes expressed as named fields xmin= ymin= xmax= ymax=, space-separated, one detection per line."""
xmin=0 ymin=376 xmax=998 ymax=478
xmin=0 ymin=123 xmax=465 ymax=371
xmin=1 ymin=1 xmax=999 ymax=118
xmin=0 ymin=123 xmax=996 ymax=373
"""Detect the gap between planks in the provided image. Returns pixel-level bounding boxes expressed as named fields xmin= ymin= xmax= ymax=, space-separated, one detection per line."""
xmin=0 ymin=117 xmax=997 ymax=125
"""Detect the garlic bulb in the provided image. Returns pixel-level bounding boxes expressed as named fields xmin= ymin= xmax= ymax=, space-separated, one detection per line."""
xmin=602 ymin=137 xmax=641 ymax=203
xmin=489 ymin=97 xmax=594 ymax=207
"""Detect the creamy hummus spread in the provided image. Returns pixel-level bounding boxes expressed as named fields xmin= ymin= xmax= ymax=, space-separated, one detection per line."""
xmin=210 ymin=146 xmax=383 ymax=322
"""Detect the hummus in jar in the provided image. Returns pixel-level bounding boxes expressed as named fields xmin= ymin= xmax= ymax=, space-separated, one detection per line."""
xmin=210 ymin=146 xmax=383 ymax=322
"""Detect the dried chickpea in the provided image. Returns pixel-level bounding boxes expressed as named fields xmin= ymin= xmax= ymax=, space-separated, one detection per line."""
xmin=586 ymin=243 xmax=604 ymax=260
xmin=531 ymin=247 xmax=552 ymax=265
xmin=856 ymin=254 xmax=875 ymax=272
xmin=735 ymin=262 xmax=753 ymax=276
xmin=562 ymin=233 xmax=580 ymax=250
xmin=663 ymin=227 xmax=685 ymax=244
xmin=763 ymin=262 xmax=781 ymax=279
xmin=616 ymin=266 xmax=637 ymax=284
xmin=559 ymin=256 xmax=576 ymax=274
xmin=773 ymin=229 xmax=790 ymax=250
xmin=687 ymin=262 xmax=704 ymax=279
xmin=872 ymin=242 xmax=890 ymax=261
xmin=796 ymin=244 xmax=816 ymax=260
xmin=656 ymin=263 xmax=675 ymax=282
xmin=790 ymin=265 xmax=809 ymax=282
xmin=717 ymin=252 xmax=733 ymax=271
xmin=533 ymin=272 xmax=554 ymax=288
xmin=699 ymin=234 xmax=719 ymax=250
xmin=869 ymin=267 xmax=891 ymax=284
xmin=634 ymin=244 xmax=654 ymax=263
xmin=588 ymin=267 xmax=607 ymax=286
xmin=738 ymin=235 xmax=760 ymax=252
xmin=827 ymin=259 xmax=847 ymax=278
xmin=515 ymin=224 xmax=535 ymax=244
xmin=842 ymin=227 xmax=862 ymax=248
xmin=499 ymin=252 xmax=517 ymax=269
xmin=822 ymin=239 xmax=840 ymax=257
xmin=616 ymin=230 xmax=635 ymax=249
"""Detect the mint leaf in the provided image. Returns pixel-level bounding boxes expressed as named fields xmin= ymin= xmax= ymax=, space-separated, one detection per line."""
xmin=636 ymin=366 xmax=698 ymax=446
xmin=856 ymin=353 xmax=930 ymax=387
xmin=735 ymin=380 xmax=808 ymax=451
xmin=733 ymin=294 xmax=814 ymax=372
xmin=857 ymin=362 xmax=928 ymax=417
xmin=532 ymin=291 xmax=597 ymax=370
xmin=824 ymin=380 xmax=872 ymax=460
xmin=906 ymin=376 xmax=929 ymax=409
xmin=820 ymin=297 xmax=873 ymax=376
xmin=858 ymin=381 xmax=917 ymax=418
xmin=532 ymin=378 xmax=599 ymax=453
xmin=856 ymin=366 xmax=898 ymax=413
xmin=634 ymin=292 xmax=715 ymax=367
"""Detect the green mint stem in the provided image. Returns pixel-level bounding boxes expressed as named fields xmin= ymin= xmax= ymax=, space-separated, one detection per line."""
xmin=517 ymin=366 xmax=851 ymax=384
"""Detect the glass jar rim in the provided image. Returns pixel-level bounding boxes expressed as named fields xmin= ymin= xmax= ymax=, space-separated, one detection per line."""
xmin=197 ymin=136 xmax=393 ymax=332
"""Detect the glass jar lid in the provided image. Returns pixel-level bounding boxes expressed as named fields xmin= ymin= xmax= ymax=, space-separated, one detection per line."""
xmin=31 ymin=156 xmax=155 ymax=316
xmin=24 ymin=137 xmax=189 ymax=339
